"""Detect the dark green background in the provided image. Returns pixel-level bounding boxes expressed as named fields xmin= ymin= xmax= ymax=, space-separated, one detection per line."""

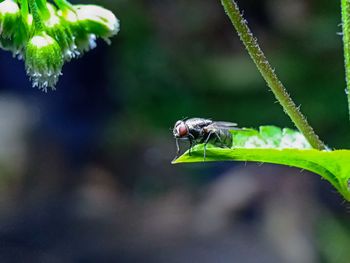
xmin=0 ymin=0 xmax=349 ymax=262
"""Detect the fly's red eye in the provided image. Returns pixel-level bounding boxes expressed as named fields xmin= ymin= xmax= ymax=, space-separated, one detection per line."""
xmin=178 ymin=124 xmax=188 ymax=136
xmin=175 ymin=120 xmax=182 ymax=127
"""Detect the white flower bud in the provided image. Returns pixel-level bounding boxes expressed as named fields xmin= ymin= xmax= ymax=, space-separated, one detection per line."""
xmin=0 ymin=0 xmax=29 ymax=57
xmin=25 ymin=32 xmax=64 ymax=92
xmin=44 ymin=3 xmax=78 ymax=61
xmin=58 ymin=4 xmax=119 ymax=53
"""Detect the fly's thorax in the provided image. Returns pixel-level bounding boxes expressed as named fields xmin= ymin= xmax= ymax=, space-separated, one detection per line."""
xmin=185 ymin=118 xmax=212 ymax=130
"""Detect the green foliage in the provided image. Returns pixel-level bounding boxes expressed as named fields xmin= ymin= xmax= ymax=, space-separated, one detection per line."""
xmin=230 ymin=126 xmax=312 ymax=149
xmin=173 ymin=126 xmax=350 ymax=201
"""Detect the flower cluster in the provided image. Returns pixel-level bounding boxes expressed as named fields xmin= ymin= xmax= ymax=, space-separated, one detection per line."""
xmin=0 ymin=0 xmax=119 ymax=92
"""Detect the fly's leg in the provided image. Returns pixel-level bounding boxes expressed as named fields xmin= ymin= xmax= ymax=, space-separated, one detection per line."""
xmin=176 ymin=138 xmax=180 ymax=155
xmin=188 ymin=134 xmax=195 ymax=156
xmin=203 ymin=131 xmax=214 ymax=162
xmin=173 ymin=138 xmax=180 ymax=160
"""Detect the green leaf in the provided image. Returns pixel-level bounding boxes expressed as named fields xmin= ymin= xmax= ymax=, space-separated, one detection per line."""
xmin=172 ymin=126 xmax=350 ymax=201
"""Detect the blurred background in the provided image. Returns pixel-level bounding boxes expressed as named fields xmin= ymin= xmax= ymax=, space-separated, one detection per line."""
xmin=0 ymin=0 xmax=349 ymax=262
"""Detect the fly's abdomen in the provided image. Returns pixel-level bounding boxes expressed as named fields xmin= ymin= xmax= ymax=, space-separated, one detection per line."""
xmin=212 ymin=129 xmax=233 ymax=148
xmin=221 ymin=129 xmax=233 ymax=148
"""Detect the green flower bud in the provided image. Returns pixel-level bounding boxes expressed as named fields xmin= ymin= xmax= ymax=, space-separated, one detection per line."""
xmin=25 ymin=32 xmax=64 ymax=92
xmin=58 ymin=8 xmax=95 ymax=54
xmin=44 ymin=3 xmax=77 ymax=61
xmin=0 ymin=0 xmax=30 ymax=57
xmin=73 ymin=5 xmax=119 ymax=44
xmin=58 ymin=4 xmax=119 ymax=54
xmin=0 ymin=0 xmax=20 ymax=38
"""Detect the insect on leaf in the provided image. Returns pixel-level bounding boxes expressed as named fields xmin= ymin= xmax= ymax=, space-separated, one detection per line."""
xmin=173 ymin=126 xmax=350 ymax=201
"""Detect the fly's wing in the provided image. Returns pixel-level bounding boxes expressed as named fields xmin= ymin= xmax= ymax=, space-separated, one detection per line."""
xmin=208 ymin=121 xmax=244 ymax=131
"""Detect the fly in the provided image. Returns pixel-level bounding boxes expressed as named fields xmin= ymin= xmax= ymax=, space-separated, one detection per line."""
xmin=173 ymin=118 xmax=242 ymax=161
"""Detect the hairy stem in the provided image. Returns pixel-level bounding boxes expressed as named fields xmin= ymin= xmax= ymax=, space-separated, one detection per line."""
xmin=342 ymin=0 xmax=350 ymax=119
xmin=221 ymin=0 xmax=326 ymax=150
xmin=28 ymin=0 xmax=44 ymax=32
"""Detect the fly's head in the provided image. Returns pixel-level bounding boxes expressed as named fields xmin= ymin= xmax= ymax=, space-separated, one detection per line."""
xmin=173 ymin=120 xmax=189 ymax=139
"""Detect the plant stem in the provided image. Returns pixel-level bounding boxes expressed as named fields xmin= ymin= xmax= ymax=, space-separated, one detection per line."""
xmin=221 ymin=0 xmax=326 ymax=151
xmin=53 ymin=0 xmax=73 ymax=11
xmin=341 ymin=0 xmax=350 ymax=119
xmin=19 ymin=0 xmax=29 ymax=18
xmin=28 ymin=0 xmax=44 ymax=32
